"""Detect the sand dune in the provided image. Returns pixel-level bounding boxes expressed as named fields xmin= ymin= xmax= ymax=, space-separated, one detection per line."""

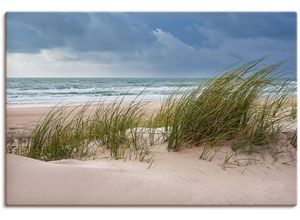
xmin=6 ymin=104 xmax=297 ymax=206
xmin=6 ymin=144 xmax=296 ymax=205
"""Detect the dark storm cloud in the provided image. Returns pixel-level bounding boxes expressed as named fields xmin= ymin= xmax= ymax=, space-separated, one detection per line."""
xmin=6 ymin=13 xmax=156 ymax=53
xmin=201 ymin=13 xmax=296 ymax=40
xmin=6 ymin=13 xmax=89 ymax=53
xmin=6 ymin=12 xmax=297 ymax=77
xmin=131 ymin=13 xmax=296 ymax=49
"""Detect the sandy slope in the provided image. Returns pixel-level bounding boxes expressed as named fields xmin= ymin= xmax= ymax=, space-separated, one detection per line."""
xmin=6 ymin=144 xmax=296 ymax=206
xmin=6 ymin=104 xmax=297 ymax=206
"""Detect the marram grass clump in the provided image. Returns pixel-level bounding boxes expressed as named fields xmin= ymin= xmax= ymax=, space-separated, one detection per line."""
xmin=154 ymin=59 xmax=295 ymax=152
xmin=88 ymin=98 xmax=146 ymax=158
xmin=26 ymin=98 xmax=150 ymax=161
xmin=24 ymin=59 xmax=296 ymax=161
xmin=27 ymin=104 xmax=92 ymax=160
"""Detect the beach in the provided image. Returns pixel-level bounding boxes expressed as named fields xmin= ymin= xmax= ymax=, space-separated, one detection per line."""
xmin=6 ymin=104 xmax=297 ymax=205
xmin=3 ymin=8 xmax=299 ymax=220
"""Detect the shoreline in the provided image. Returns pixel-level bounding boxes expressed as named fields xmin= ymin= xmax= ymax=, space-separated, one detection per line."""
xmin=6 ymin=99 xmax=163 ymax=109
xmin=6 ymin=94 xmax=297 ymax=109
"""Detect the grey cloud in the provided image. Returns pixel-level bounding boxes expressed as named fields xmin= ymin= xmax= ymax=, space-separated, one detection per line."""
xmin=6 ymin=12 xmax=296 ymax=78
xmin=6 ymin=13 xmax=156 ymax=53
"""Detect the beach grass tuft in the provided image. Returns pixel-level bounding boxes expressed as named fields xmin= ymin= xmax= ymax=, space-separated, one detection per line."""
xmin=156 ymin=58 xmax=295 ymax=153
xmin=26 ymin=98 xmax=152 ymax=161
xmin=24 ymin=58 xmax=296 ymax=161
xmin=27 ymin=104 xmax=91 ymax=160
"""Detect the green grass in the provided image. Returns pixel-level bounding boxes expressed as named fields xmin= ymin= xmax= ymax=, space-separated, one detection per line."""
xmin=155 ymin=58 xmax=295 ymax=153
xmin=26 ymin=98 xmax=151 ymax=161
xmin=24 ymin=58 xmax=296 ymax=161
xmin=27 ymin=104 xmax=91 ymax=160
xmin=88 ymin=97 xmax=147 ymax=159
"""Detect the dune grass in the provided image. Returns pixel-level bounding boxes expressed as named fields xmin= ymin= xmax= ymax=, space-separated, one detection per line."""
xmin=290 ymin=100 xmax=297 ymax=120
xmin=27 ymin=104 xmax=91 ymax=160
xmin=26 ymin=98 xmax=152 ymax=161
xmin=25 ymin=58 xmax=296 ymax=161
xmin=88 ymin=97 xmax=146 ymax=159
xmin=154 ymin=58 xmax=295 ymax=152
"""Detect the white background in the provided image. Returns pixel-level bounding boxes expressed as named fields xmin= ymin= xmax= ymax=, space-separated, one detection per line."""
xmin=0 ymin=0 xmax=299 ymax=219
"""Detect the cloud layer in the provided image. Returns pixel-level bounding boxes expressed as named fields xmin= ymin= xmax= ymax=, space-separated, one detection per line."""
xmin=6 ymin=13 xmax=296 ymax=78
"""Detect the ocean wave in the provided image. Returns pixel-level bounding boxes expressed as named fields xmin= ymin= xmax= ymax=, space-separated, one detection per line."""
xmin=6 ymin=78 xmax=296 ymax=106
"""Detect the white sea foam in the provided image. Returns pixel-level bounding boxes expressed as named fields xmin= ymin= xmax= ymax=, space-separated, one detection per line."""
xmin=6 ymin=78 xmax=296 ymax=107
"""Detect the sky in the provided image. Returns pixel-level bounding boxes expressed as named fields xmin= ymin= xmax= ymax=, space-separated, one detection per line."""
xmin=6 ymin=12 xmax=297 ymax=78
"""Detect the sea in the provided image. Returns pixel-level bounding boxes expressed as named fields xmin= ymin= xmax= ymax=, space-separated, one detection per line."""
xmin=6 ymin=78 xmax=297 ymax=107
